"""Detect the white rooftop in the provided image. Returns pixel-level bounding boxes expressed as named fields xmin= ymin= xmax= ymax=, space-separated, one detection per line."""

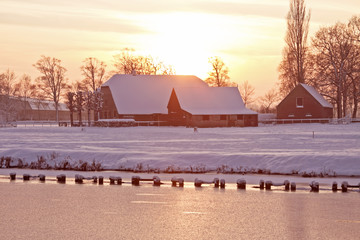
xmin=300 ymin=84 xmax=333 ymax=108
xmin=102 ymin=74 xmax=208 ymax=114
xmin=173 ymin=87 xmax=257 ymax=115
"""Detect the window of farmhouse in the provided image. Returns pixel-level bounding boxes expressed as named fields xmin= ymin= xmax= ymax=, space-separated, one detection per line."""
xmin=220 ymin=115 xmax=227 ymax=120
xmin=296 ymin=98 xmax=304 ymax=108
xmin=203 ymin=115 xmax=210 ymax=121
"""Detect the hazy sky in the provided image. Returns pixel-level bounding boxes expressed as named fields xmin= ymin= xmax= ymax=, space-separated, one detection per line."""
xmin=1 ymin=0 xmax=359 ymax=97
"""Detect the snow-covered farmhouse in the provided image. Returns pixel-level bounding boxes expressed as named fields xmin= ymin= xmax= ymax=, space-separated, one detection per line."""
xmin=277 ymin=83 xmax=333 ymax=119
xmin=100 ymin=74 xmax=258 ymax=127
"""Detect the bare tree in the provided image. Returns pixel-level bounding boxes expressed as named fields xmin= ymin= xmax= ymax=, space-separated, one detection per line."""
xmin=79 ymin=56 xmax=106 ymax=122
xmin=310 ymin=22 xmax=356 ymax=118
xmin=205 ymin=56 xmax=235 ymax=87
xmin=33 ymin=55 xmax=68 ymax=122
xmin=13 ymin=74 xmax=37 ymax=120
xmin=113 ymin=49 xmax=175 ymax=75
xmin=14 ymin=74 xmax=37 ymax=98
xmin=349 ymin=15 xmax=360 ymax=42
xmin=65 ymin=91 xmax=76 ymax=126
xmin=65 ymin=80 xmax=85 ymax=126
xmin=75 ymin=91 xmax=84 ymax=126
xmin=239 ymin=80 xmax=255 ymax=106
xmin=83 ymin=91 xmax=94 ymax=126
xmin=278 ymin=0 xmax=311 ymax=95
xmin=93 ymin=89 xmax=103 ymax=121
xmin=258 ymin=88 xmax=281 ymax=113
xmin=0 ymin=69 xmax=17 ymax=122
xmin=81 ymin=57 xmax=106 ymax=92
xmin=348 ymin=16 xmax=360 ymax=117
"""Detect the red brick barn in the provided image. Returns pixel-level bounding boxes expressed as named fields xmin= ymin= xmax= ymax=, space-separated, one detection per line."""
xmin=100 ymin=74 xmax=207 ymax=124
xmin=167 ymin=87 xmax=258 ymax=127
xmin=277 ymin=83 xmax=333 ymax=120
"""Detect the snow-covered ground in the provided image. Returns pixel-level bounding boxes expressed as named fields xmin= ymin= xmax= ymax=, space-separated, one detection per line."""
xmin=0 ymin=123 xmax=359 ymax=176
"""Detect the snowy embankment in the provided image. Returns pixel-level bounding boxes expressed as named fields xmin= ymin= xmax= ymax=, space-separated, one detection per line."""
xmin=0 ymin=123 xmax=359 ymax=176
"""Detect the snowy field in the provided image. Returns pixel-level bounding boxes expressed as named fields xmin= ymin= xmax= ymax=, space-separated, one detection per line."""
xmin=0 ymin=123 xmax=359 ymax=176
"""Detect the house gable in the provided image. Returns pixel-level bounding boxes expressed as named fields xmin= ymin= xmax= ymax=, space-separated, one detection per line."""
xmin=277 ymin=84 xmax=333 ymax=119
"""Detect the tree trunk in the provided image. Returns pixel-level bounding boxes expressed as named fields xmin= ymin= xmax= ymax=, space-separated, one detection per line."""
xmin=70 ymin=112 xmax=74 ymax=126
xmin=55 ymin=102 xmax=59 ymax=123
xmin=342 ymin=93 xmax=347 ymax=118
xmin=337 ymin=88 xmax=342 ymax=118
xmin=87 ymin=109 xmax=91 ymax=127
xmin=94 ymin=110 xmax=98 ymax=121
xmin=352 ymin=98 xmax=358 ymax=118
xmin=78 ymin=109 xmax=82 ymax=126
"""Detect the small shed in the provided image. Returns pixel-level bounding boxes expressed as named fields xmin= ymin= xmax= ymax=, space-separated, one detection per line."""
xmin=167 ymin=87 xmax=258 ymax=127
xmin=277 ymin=83 xmax=333 ymax=119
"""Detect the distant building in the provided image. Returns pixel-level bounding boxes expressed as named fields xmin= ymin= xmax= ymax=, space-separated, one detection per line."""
xmin=0 ymin=95 xmax=85 ymax=122
xmin=100 ymin=74 xmax=258 ymax=127
xmin=277 ymin=83 xmax=333 ymax=119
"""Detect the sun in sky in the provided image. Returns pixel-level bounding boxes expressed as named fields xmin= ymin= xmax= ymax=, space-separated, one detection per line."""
xmin=0 ymin=0 xmax=359 ymax=97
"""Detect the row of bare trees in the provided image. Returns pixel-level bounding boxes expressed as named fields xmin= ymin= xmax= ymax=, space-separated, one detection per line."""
xmin=279 ymin=0 xmax=360 ymax=118
xmin=0 ymin=50 xmax=176 ymax=123
xmin=308 ymin=17 xmax=360 ymax=118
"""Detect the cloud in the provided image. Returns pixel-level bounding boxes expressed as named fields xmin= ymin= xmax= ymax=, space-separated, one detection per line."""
xmin=3 ymin=0 xmax=289 ymax=19
xmin=0 ymin=11 xmax=151 ymax=34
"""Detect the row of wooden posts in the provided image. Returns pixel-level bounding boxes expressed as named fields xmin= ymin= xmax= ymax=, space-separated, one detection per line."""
xmin=8 ymin=173 xmax=360 ymax=192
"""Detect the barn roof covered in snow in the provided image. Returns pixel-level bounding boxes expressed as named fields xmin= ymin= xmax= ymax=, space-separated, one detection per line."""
xmin=300 ymin=84 xmax=333 ymax=108
xmin=172 ymin=87 xmax=257 ymax=115
xmin=102 ymin=74 xmax=208 ymax=114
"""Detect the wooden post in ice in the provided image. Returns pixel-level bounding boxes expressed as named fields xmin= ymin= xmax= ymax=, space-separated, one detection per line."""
xmin=10 ymin=172 xmax=16 ymax=180
xmin=237 ymin=179 xmax=246 ymax=189
xmin=23 ymin=174 xmax=30 ymax=181
xmin=57 ymin=174 xmax=66 ymax=183
xmin=39 ymin=174 xmax=46 ymax=182
xmin=109 ymin=176 xmax=116 ymax=185
xmin=194 ymin=178 xmax=202 ymax=187
xmin=117 ymin=177 xmax=122 ymax=185
xmin=220 ymin=179 xmax=225 ymax=189
xmin=290 ymin=182 xmax=296 ymax=191
xmin=332 ymin=182 xmax=338 ymax=192
xmin=265 ymin=181 xmax=272 ymax=190
xmin=259 ymin=180 xmax=265 ymax=190
xmin=92 ymin=176 xmax=97 ymax=184
xmin=75 ymin=174 xmax=84 ymax=184
xmin=214 ymin=178 xmax=220 ymax=188
xmin=153 ymin=176 xmax=161 ymax=186
xmin=172 ymin=177 xmax=185 ymax=187
xmin=341 ymin=181 xmax=348 ymax=192
xmin=98 ymin=176 xmax=104 ymax=185
xmin=171 ymin=177 xmax=177 ymax=187
xmin=178 ymin=178 xmax=184 ymax=187
xmin=284 ymin=180 xmax=290 ymax=191
xmin=310 ymin=181 xmax=319 ymax=192
xmin=132 ymin=176 xmax=140 ymax=186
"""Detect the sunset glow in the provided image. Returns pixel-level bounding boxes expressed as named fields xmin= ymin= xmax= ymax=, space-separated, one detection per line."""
xmin=1 ymin=0 xmax=359 ymax=96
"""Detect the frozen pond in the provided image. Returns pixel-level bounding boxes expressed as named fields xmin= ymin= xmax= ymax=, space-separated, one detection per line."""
xmin=1 ymin=176 xmax=359 ymax=239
